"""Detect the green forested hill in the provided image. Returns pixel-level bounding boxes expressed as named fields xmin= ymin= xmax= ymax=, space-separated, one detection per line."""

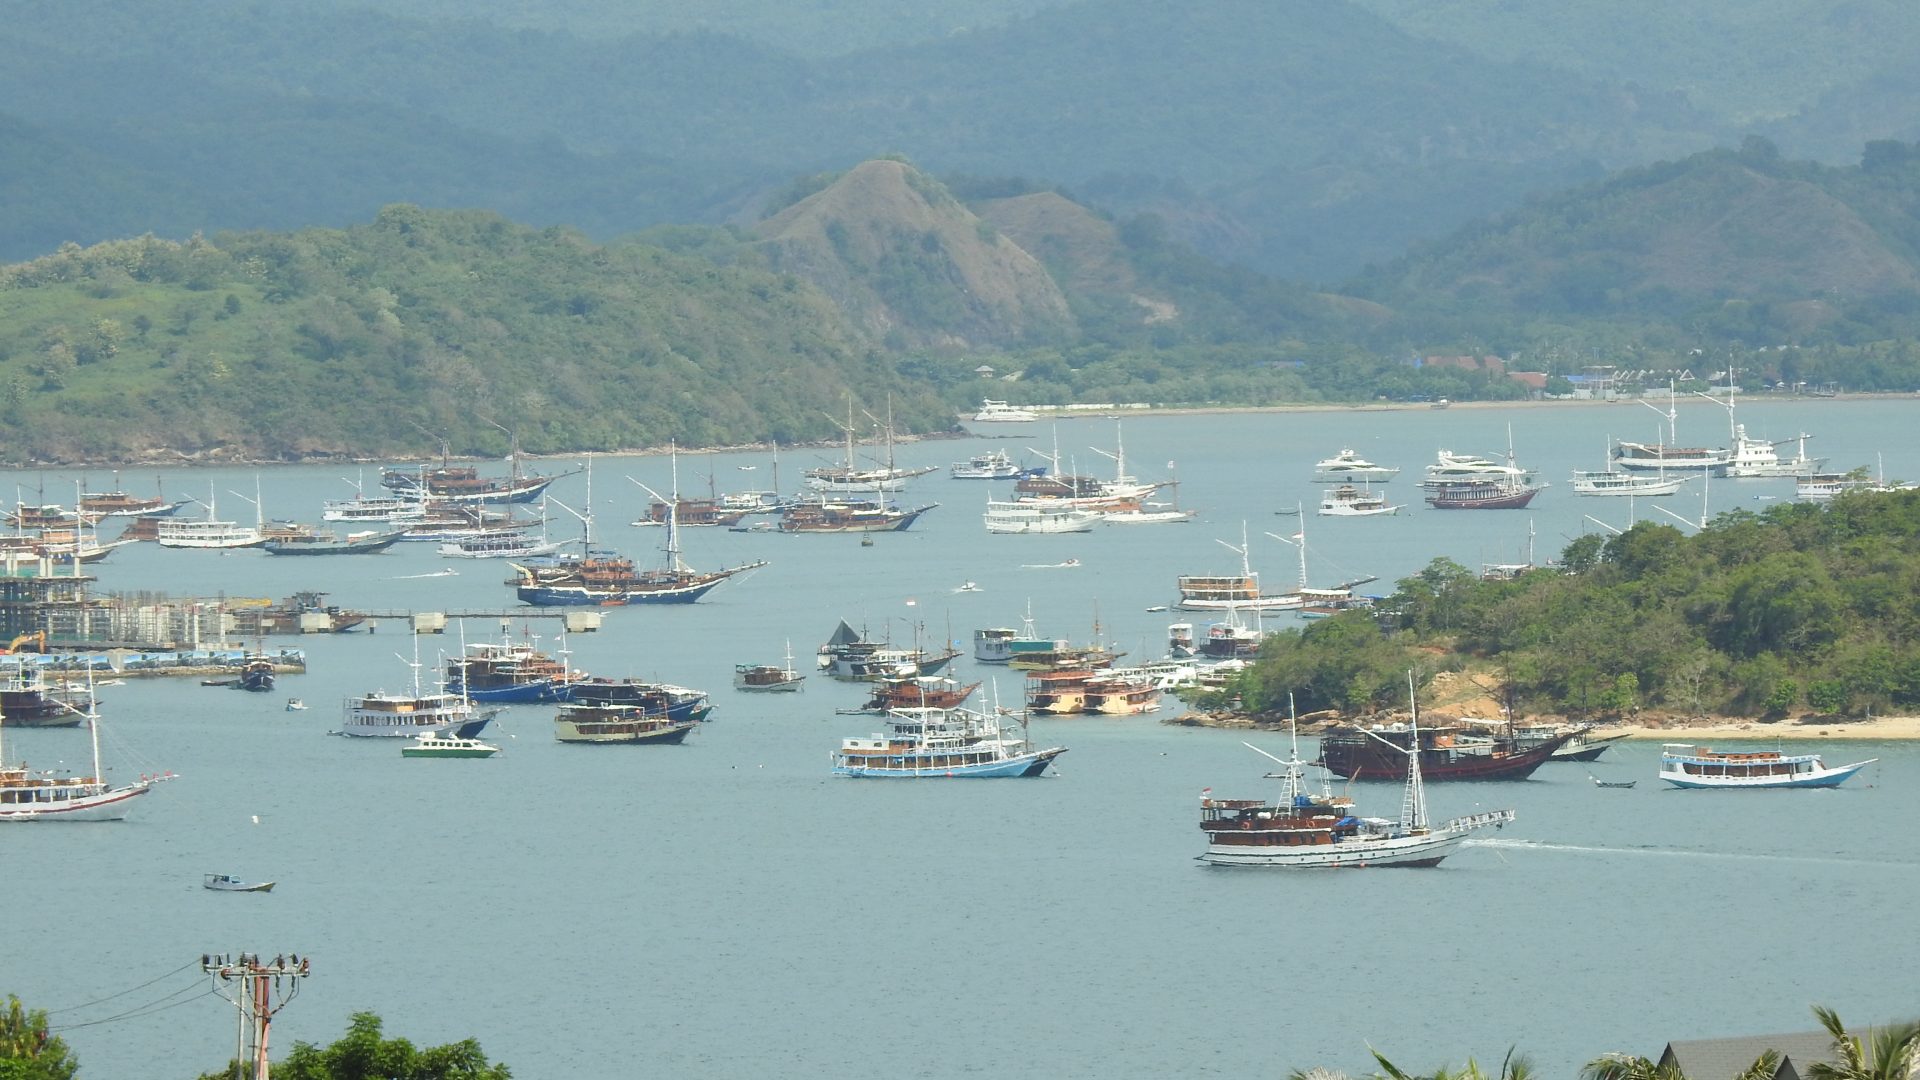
xmin=0 ymin=209 xmax=952 ymax=463
xmin=1350 ymin=140 xmax=1920 ymax=346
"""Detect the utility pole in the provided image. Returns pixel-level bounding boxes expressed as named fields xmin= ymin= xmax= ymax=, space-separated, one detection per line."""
xmin=201 ymin=952 xmax=311 ymax=1080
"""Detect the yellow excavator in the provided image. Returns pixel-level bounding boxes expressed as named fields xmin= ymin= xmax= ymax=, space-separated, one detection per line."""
xmin=0 ymin=630 xmax=46 ymax=654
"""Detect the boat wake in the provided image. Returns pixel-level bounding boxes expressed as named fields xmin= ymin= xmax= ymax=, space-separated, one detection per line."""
xmin=1466 ymin=837 xmax=1909 ymax=868
xmin=396 ymin=569 xmax=459 ymax=579
xmin=1021 ymin=559 xmax=1081 ymax=569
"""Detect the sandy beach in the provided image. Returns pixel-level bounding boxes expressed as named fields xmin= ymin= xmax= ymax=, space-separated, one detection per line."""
xmin=1607 ymin=715 xmax=1920 ymax=741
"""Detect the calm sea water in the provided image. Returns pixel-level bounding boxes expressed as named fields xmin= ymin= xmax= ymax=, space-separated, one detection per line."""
xmin=7 ymin=399 xmax=1919 ymax=1078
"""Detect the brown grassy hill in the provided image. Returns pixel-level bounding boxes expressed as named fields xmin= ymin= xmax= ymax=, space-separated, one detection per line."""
xmin=972 ymin=191 xmax=1177 ymax=325
xmin=754 ymin=159 xmax=1075 ymax=349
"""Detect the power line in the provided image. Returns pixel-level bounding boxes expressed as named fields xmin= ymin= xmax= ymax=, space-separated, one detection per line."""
xmin=51 ymin=982 xmax=219 ymax=1032
xmin=45 ymin=960 xmax=202 ymax=1015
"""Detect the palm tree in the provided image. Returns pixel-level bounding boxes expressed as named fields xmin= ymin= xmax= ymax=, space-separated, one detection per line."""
xmin=1806 ymin=1006 xmax=1920 ymax=1080
xmin=1582 ymin=1049 xmax=1779 ymax=1080
xmin=1367 ymin=1047 xmax=1537 ymax=1080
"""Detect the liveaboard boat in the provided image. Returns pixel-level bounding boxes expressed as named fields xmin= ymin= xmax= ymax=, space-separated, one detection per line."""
xmin=1317 ymin=484 xmax=1400 ymax=516
xmin=1657 ymin=744 xmax=1875 ymax=789
xmin=569 ymin=679 xmax=712 ymax=723
xmin=831 ymin=704 xmax=1066 ymax=778
xmin=262 ymin=526 xmax=408 ymax=555
xmin=443 ymin=633 xmax=581 ymax=704
xmin=983 ymin=499 xmax=1103 ymax=534
xmin=950 ymin=448 xmax=1044 ymax=480
xmin=1315 ymin=717 xmax=1573 ymax=781
xmin=1611 ymin=385 xmax=1732 ymax=473
xmin=777 ymin=496 xmax=936 ymax=533
xmin=0 ymin=691 xmax=172 ymax=821
xmin=553 ymin=702 xmax=697 ymax=745
xmin=972 ymin=399 xmax=1040 ymax=423
xmin=335 ymin=650 xmax=496 ymax=739
xmin=849 ymin=675 xmax=979 ymax=714
xmin=817 ymin=620 xmax=961 ymax=682
xmin=734 ymin=643 xmax=806 ymax=693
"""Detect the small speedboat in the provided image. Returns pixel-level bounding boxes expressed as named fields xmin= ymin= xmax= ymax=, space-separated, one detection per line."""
xmin=956 ymin=581 xmax=981 ymax=593
xmin=285 ymin=698 xmax=308 ymax=711
xmin=204 ymin=873 xmax=275 ymax=893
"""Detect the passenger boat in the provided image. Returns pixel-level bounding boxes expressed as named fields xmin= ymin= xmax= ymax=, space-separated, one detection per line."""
xmin=1080 ymin=671 xmax=1163 ymax=714
xmin=436 ymin=527 xmax=562 ymax=559
xmin=335 ymin=650 xmax=495 ymax=738
xmin=831 ymin=704 xmax=1066 ymax=778
xmin=1611 ymin=385 xmax=1732 ymax=473
xmin=1570 ymin=469 xmax=1687 ymax=497
xmin=322 ymin=494 xmax=425 ymax=523
xmin=1175 ymin=525 xmax=1302 ymax=611
xmin=1795 ymin=469 xmax=1911 ymax=501
xmin=156 ymin=516 xmax=264 ymax=549
xmin=1312 ymin=448 xmax=1399 ymax=484
xmin=203 ymin=874 xmax=275 ymax=892
xmin=633 ymin=497 xmax=750 ymax=528
xmin=1658 ymin=744 xmax=1875 ymax=789
xmin=444 ymin=634 xmax=580 ymax=703
xmin=1315 ymin=716 xmax=1574 ymax=781
xmin=0 ymin=667 xmax=92 ymax=727
xmin=972 ymin=399 xmax=1039 ymax=422
xmin=1198 ymin=691 xmax=1515 ymax=868
xmin=983 ymin=499 xmax=1102 ymax=534
xmin=1317 ymin=484 xmax=1400 ymax=516
xmin=817 ymin=620 xmax=960 ymax=681
xmin=513 ymin=472 xmax=765 ymax=604
xmin=400 ymin=733 xmax=500 ymax=758
xmin=262 ymin=526 xmax=407 ymax=555
xmin=777 ymin=497 xmax=936 ymax=533
xmin=1508 ymin=723 xmax=1628 ymax=762
xmin=850 ymin=675 xmax=979 ymax=713
xmin=569 ymin=679 xmax=712 ymax=723
xmin=1423 ymin=449 xmax=1536 ymax=485
xmin=973 ymin=605 xmax=1072 ymax=665
xmin=1423 ymin=479 xmax=1541 ymax=510
xmin=3 ymin=503 xmax=83 ymax=530
xmin=1168 ymin=606 xmax=1271 ymax=660
xmin=0 ymin=692 xmax=172 ymax=821
xmin=553 ymin=702 xmax=696 ymax=745
xmin=950 ymin=448 xmax=1043 ymax=480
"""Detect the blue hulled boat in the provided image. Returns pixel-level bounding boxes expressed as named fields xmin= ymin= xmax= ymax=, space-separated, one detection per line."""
xmin=444 ymin=635 xmax=580 ymax=704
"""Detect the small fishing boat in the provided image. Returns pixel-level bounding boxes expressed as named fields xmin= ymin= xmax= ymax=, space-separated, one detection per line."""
xmin=1590 ymin=776 xmax=1637 ymax=789
xmin=1658 ymin=744 xmax=1875 ymax=789
xmin=203 ymin=873 xmax=275 ymax=893
xmin=401 ymin=732 xmax=500 ymax=758
xmin=285 ymin=698 xmax=307 ymax=712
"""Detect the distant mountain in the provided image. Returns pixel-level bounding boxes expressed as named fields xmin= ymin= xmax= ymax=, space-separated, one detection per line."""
xmin=1350 ymin=140 xmax=1920 ymax=342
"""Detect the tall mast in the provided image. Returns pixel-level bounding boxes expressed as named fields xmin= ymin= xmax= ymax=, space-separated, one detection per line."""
xmin=1403 ymin=670 xmax=1428 ymax=830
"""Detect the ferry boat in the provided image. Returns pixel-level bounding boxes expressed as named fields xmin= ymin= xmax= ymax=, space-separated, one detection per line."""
xmin=156 ymin=516 xmax=264 ymax=549
xmin=734 ymin=643 xmax=805 ymax=693
xmin=444 ymin=634 xmax=580 ymax=703
xmin=1658 ymin=744 xmax=1875 ymax=789
xmin=0 ymin=694 xmax=173 ymax=821
xmin=1198 ymin=693 xmax=1515 ymax=868
xmin=1317 ymin=484 xmax=1400 ymax=516
xmin=831 ymin=704 xmax=1066 ymax=778
xmin=322 ymin=494 xmax=425 ymax=524
xmin=553 ymin=702 xmax=696 ymax=745
xmin=401 ymin=732 xmax=500 ymax=758
xmin=1316 ymin=718 xmax=1573 ymax=781
xmin=1312 ymin=448 xmax=1399 ymax=483
xmin=972 ymin=399 xmax=1039 ymax=423
xmin=983 ymin=499 xmax=1102 ymax=534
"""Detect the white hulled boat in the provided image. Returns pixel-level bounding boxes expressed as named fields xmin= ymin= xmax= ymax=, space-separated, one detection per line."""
xmin=1723 ymin=426 xmax=1823 ymax=479
xmin=0 ymin=688 xmax=172 ymax=822
xmin=972 ymin=399 xmax=1039 ymax=422
xmin=1313 ymin=448 xmax=1399 ymax=483
xmin=1611 ymin=384 xmax=1732 ymax=473
xmin=157 ymin=484 xmax=264 ymax=549
xmin=1658 ymin=744 xmax=1874 ymax=789
xmin=1570 ymin=470 xmax=1687 ymax=496
xmin=1317 ymin=484 xmax=1400 ymax=516
xmin=832 ymin=703 xmax=1066 ymax=778
xmin=984 ymin=499 xmax=1102 ymax=534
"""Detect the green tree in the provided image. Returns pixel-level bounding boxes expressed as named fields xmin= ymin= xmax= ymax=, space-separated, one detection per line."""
xmin=242 ymin=1012 xmax=512 ymax=1080
xmin=0 ymin=995 xmax=79 ymax=1080
xmin=1582 ymin=1049 xmax=1777 ymax=1080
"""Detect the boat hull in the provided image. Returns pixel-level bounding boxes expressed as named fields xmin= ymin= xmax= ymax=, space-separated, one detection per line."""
xmin=832 ymin=746 xmax=1064 ymax=778
xmin=0 ymin=781 xmax=152 ymax=822
xmin=1200 ymin=829 xmax=1467 ymax=868
xmin=554 ymin=718 xmax=696 ymax=744
xmin=1659 ymin=762 xmax=1870 ymax=789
